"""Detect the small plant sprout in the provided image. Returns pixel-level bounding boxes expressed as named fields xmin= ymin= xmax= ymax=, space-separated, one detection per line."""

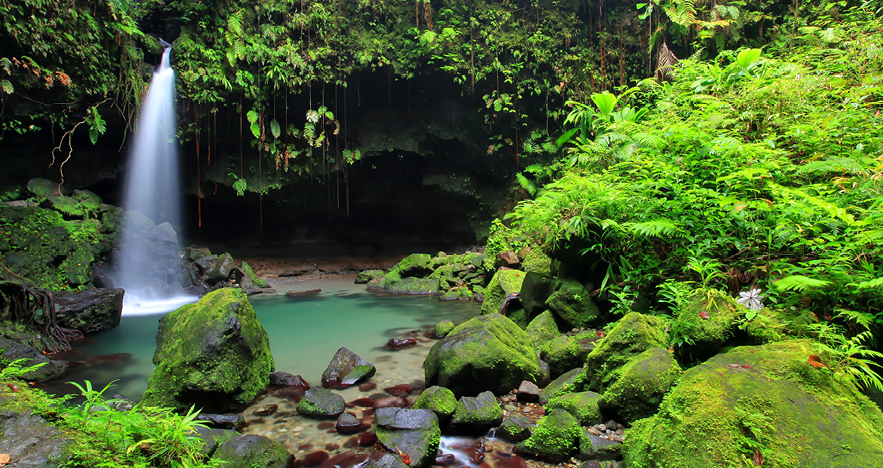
xmin=737 ymin=287 xmax=764 ymax=311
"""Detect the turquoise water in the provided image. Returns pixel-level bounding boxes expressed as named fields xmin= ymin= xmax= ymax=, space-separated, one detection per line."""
xmin=43 ymin=277 xmax=479 ymax=400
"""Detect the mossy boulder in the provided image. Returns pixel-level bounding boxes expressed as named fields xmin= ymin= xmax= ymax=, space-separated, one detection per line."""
xmin=140 ymin=288 xmax=275 ymax=412
xmin=238 ymin=261 xmax=269 ymax=288
xmin=545 ymin=278 xmax=600 ymax=330
xmin=581 ymin=312 xmax=669 ymax=391
xmin=297 ymin=386 xmax=345 ymax=417
xmin=623 ymin=340 xmax=883 ymax=468
xmin=540 ymin=331 xmax=599 ymax=378
xmin=434 ymin=320 xmax=455 ymax=338
xmin=424 ymin=313 xmax=542 ymax=397
xmin=498 ymin=414 xmax=535 ymax=442
xmin=538 ymin=368 xmax=582 ymax=405
xmin=385 ymin=277 xmax=438 ymax=295
xmin=26 ymin=177 xmax=65 ymax=198
xmin=211 ymin=434 xmax=293 ymax=468
xmin=521 ymin=250 xmax=552 ymax=277
xmin=413 ymin=385 xmax=457 ymax=420
xmin=355 ymin=269 xmax=384 ymax=284
xmin=451 ymin=391 xmax=503 ymax=431
xmin=392 ymin=253 xmax=433 ymax=278
xmin=480 ymin=268 xmax=526 ymax=317
xmin=526 ymin=310 xmax=559 ymax=351
xmin=210 ymin=252 xmax=237 ymax=283
xmin=670 ymin=289 xmax=743 ymax=360
xmin=546 ymin=391 xmax=603 ymax=426
xmin=520 ymin=272 xmax=553 ymax=319
xmin=515 ymin=408 xmax=581 ymax=462
xmin=598 ymin=347 xmax=681 ymax=421
xmin=53 ymin=288 xmax=124 ymax=334
xmin=374 ymin=408 xmax=441 ymax=468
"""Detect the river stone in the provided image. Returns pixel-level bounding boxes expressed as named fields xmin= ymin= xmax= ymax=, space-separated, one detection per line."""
xmin=598 ymin=347 xmax=681 ymax=421
xmin=321 ymin=347 xmax=376 ymax=388
xmin=545 ymin=277 xmax=600 ymax=330
xmin=546 ymin=391 xmax=603 ymax=426
xmin=374 ymin=408 xmax=441 ymax=468
xmin=0 ymin=336 xmax=67 ymax=383
xmin=212 ymin=434 xmax=294 ymax=468
xmin=579 ymin=432 xmax=621 ymax=461
xmin=0 ymin=409 xmax=71 ymax=467
xmin=196 ymin=413 xmax=245 ymax=430
xmin=371 ymin=453 xmax=410 ymax=468
xmin=480 ymin=269 xmax=526 ymax=320
xmin=355 ymin=269 xmax=385 ymax=284
xmin=451 ymin=391 xmax=503 ymax=431
xmin=424 ymin=313 xmax=542 ymax=397
xmin=238 ymin=275 xmax=263 ymax=295
xmin=412 ymin=385 xmax=457 ymax=420
xmin=297 ymin=386 xmax=345 ymax=417
xmin=525 ymin=310 xmax=559 ymax=351
xmin=210 ymin=252 xmax=236 ymax=283
xmin=195 ymin=255 xmax=219 ymax=276
xmin=336 ymin=412 xmax=362 ymax=434
xmin=140 ymin=288 xmax=274 ymax=412
xmin=538 ymin=368 xmax=582 ymax=405
xmin=515 ymin=408 xmax=581 ymax=462
xmin=582 ymin=312 xmax=668 ymax=391
xmin=193 ymin=426 xmax=238 ymax=457
xmin=53 ymin=288 xmax=124 ymax=334
xmin=238 ymin=260 xmax=269 ymax=288
xmin=623 ymin=340 xmax=883 ymax=467
xmin=434 ymin=320 xmax=455 ymax=338
xmin=269 ymin=372 xmax=309 ymax=388
xmin=497 ymin=413 xmax=535 ymax=442
xmin=145 ymin=221 xmax=178 ymax=244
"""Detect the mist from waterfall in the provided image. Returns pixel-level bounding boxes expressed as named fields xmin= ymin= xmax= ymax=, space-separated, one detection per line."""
xmin=115 ymin=45 xmax=195 ymax=315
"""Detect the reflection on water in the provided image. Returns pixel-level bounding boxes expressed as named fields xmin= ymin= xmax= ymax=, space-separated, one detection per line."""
xmin=42 ymin=277 xmax=479 ymax=400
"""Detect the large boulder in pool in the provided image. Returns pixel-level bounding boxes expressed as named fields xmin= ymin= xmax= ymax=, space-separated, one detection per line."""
xmin=140 ymin=288 xmax=274 ymax=412
xmin=424 ymin=313 xmax=541 ymax=397
xmin=53 ymin=288 xmax=124 ymax=334
xmin=623 ymin=340 xmax=883 ymax=467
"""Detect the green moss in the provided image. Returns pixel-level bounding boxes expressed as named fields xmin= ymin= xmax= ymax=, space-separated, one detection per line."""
xmin=390 ymin=253 xmax=432 ymax=277
xmin=526 ymin=311 xmax=559 ymax=351
xmin=598 ymin=347 xmax=681 ymax=421
xmin=622 ymin=340 xmax=883 ymax=468
xmin=480 ymin=268 xmax=526 ymax=315
xmin=544 ymin=277 xmax=600 ymax=329
xmin=582 ymin=312 xmax=669 ymax=391
xmin=521 ymin=250 xmax=552 ymax=277
xmin=669 ymin=289 xmax=742 ymax=359
xmin=140 ymin=288 xmax=274 ymax=411
xmin=452 ymin=391 xmax=503 ymax=427
xmin=239 ymin=261 xmax=269 ymax=288
xmin=545 ymin=391 xmax=603 ymax=426
xmin=515 ymin=408 xmax=581 ymax=461
xmin=413 ymin=386 xmax=457 ymax=417
xmin=434 ymin=320 xmax=455 ymax=337
xmin=538 ymin=368 xmax=581 ymax=404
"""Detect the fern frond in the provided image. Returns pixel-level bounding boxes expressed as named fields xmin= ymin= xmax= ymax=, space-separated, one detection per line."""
xmin=624 ymin=218 xmax=686 ymax=238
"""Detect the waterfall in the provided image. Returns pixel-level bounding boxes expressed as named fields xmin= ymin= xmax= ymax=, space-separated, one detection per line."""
xmin=115 ymin=44 xmax=196 ymax=315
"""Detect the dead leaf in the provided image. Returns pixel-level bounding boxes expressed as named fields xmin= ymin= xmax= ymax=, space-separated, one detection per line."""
xmin=727 ymin=364 xmax=742 ymax=368
xmin=0 ymin=454 xmax=10 ymax=466
xmin=699 ymin=310 xmax=710 ymax=319
xmin=807 ymin=355 xmax=829 ymax=369
xmin=742 ymin=365 xmax=751 ymax=369
xmin=753 ymin=449 xmax=764 ymax=466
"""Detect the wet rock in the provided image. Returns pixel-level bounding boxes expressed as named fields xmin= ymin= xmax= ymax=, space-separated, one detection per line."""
xmin=546 ymin=392 xmax=603 ymax=426
xmin=374 ymin=408 xmax=440 ymax=468
xmin=196 ymin=413 xmax=245 ymax=430
xmin=187 ymin=246 xmax=212 ymax=262
xmin=373 ymin=397 xmax=406 ymax=409
xmin=579 ymin=432 xmax=622 ymax=461
xmin=0 ymin=409 xmax=71 ymax=467
xmin=384 ymin=384 xmax=414 ymax=397
xmin=195 ymin=255 xmax=219 ymax=276
xmin=372 ymin=453 xmax=410 ymax=468
xmin=515 ymin=409 xmax=581 ymax=462
xmin=140 ymin=288 xmax=274 ymax=413
xmin=193 ymin=425 xmax=238 ymax=457
xmin=53 ymin=288 xmax=124 ymax=335
xmin=303 ymin=451 xmax=330 ymax=466
xmin=318 ymin=451 xmax=368 ymax=468
xmin=321 ymin=347 xmax=376 ymax=389
xmin=269 ymin=372 xmax=310 ymax=389
xmin=479 ymin=270 xmax=526 ymax=325
xmin=516 ymin=381 xmax=540 ymax=403
xmin=497 ymin=414 xmax=534 ymax=442
xmin=286 ymin=289 xmax=322 ymax=298
xmin=412 ymin=386 xmax=457 ymax=420
xmin=297 ymin=386 xmax=345 ymax=418
xmin=0 ymin=336 xmax=67 ymax=383
xmin=336 ymin=413 xmax=363 ymax=434
xmin=212 ymin=434 xmax=294 ymax=468
xmin=424 ymin=313 xmax=541 ymax=397
xmin=545 ymin=277 xmax=600 ymax=330
xmin=384 ymin=338 xmax=417 ymax=350
xmin=582 ymin=312 xmax=668 ymax=391
xmin=434 ymin=453 xmax=457 ymax=465
xmin=355 ymin=270 xmax=385 ymax=284
xmin=359 ymin=382 xmax=377 ymax=392
xmin=451 ymin=391 xmax=503 ymax=433
xmin=538 ymin=368 xmax=582 ymax=405
xmin=209 ymin=252 xmax=236 ymax=283
xmin=238 ymin=261 xmax=270 ymax=288
xmin=524 ymin=310 xmax=558 ymax=351
xmin=253 ymin=404 xmax=278 ymax=416
xmin=540 ymin=331 xmax=598 ymax=379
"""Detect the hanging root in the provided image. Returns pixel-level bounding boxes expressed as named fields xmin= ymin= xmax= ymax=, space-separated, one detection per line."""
xmin=0 ymin=282 xmax=83 ymax=353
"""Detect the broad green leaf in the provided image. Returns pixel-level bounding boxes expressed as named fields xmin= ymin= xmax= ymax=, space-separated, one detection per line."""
xmin=591 ymin=91 xmax=618 ymax=116
xmin=250 ymin=122 xmax=260 ymax=139
xmin=246 ymin=110 xmax=259 ymax=124
xmin=736 ymin=48 xmax=762 ymax=69
xmin=773 ymin=275 xmax=831 ymax=292
xmin=270 ymin=119 xmax=281 ymax=139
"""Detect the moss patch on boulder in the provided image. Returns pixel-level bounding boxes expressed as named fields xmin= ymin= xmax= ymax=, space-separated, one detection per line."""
xmin=670 ymin=289 xmax=743 ymax=360
xmin=545 ymin=391 xmax=603 ymax=426
xmin=480 ymin=269 xmax=526 ymax=318
xmin=545 ymin=278 xmax=600 ymax=330
xmin=526 ymin=311 xmax=559 ymax=352
xmin=140 ymin=288 xmax=274 ymax=412
xmin=515 ymin=408 xmax=581 ymax=462
xmin=413 ymin=385 xmax=457 ymax=419
xmin=623 ymin=340 xmax=883 ymax=468
xmin=581 ymin=312 xmax=669 ymax=392
xmin=598 ymin=347 xmax=681 ymax=421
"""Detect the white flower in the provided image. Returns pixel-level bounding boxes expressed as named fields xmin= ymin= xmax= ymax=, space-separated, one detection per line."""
xmin=737 ymin=287 xmax=764 ymax=310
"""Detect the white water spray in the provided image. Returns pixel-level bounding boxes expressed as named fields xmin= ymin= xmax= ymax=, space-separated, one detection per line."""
xmin=116 ymin=44 xmax=196 ymax=315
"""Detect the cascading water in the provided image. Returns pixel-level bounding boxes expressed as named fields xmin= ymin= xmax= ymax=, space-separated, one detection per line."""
xmin=115 ymin=42 xmax=196 ymax=315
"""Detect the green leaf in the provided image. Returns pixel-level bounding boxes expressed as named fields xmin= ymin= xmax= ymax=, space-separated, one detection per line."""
xmin=591 ymin=92 xmax=618 ymax=116
xmin=246 ymin=110 xmax=259 ymax=124
xmin=773 ymin=275 xmax=832 ymax=292
xmin=250 ymin=122 xmax=260 ymax=139
xmin=736 ymin=48 xmax=762 ymax=69
xmin=0 ymin=80 xmax=12 ymax=94
xmin=270 ymin=119 xmax=281 ymax=139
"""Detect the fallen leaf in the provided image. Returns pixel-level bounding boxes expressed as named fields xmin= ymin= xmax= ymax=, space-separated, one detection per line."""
xmin=807 ymin=355 xmax=829 ymax=369
xmin=753 ymin=449 xmax=764 ymax=466
xmin=728 ymin=364 xmax=742 ymax=368
xmin=699 ymin=310 xmax=710 ymax=319
xmin=0 ymin=454 xmax=9 ymax=466
xmin=742 ymin=365 xmax=751 ymax=369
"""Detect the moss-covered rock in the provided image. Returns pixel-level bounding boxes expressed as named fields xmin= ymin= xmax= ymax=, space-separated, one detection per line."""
xmin=515 ymin=408 xmax=581 ymax=462
xmin=413 ymin=385 xmax=457 ymax=419
xmin=238 ymin=261 xmax=269 ymax=288
xmin=392 ymin=253 xmax=433 ymax=278
xmin=355 ymin=269 xmax=385 ymax=284
xmin=297 ymin=386 xmax=345 ymax=417
xmin=581 ymin=312 xmax=669 ymax=392
xmin=545 ymin=277 xmax=600 ymax=330
xmin=434 ymin=320 xmax=455 ymax=338
xmin=424 ymin=313 xmax=541 ymax=396
xmin=211 ymin=434 xmax=293 ymax=468
xmin=526 ymin=310 xmax=559 ymax=351
xmin=140 ymin=288 xmax=275 ymax=412
xmin=521 ymin=250 xmax=552 ymax=277
xmin=374 ymin=408 xmax=441 ymax=468
xmin=385 ymin=277 xmax=439 ymax=295
xmin=670 ymin=289 xmax=742 ymax=360
xmin=546 ymin=391 xmax=603 ymax=426
xmin=623 ymin=340 xmax=883 ymax=468
xmin=598 ymin=347 xmax=680 ymax=421
xmin=480 ymin=268 xmax=526 ymax=317
xmin=538 ymin=368 xmax=582 ymax=405
xmin=540 ymin=331 xmax=599 ymax=378
xmin=498 ymin=413 xmax=535 ymax=442
xmin=520 ymin=272 xmax=552 ymax=320
xmin=451 ymin=391 xmax=503 ymax=431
